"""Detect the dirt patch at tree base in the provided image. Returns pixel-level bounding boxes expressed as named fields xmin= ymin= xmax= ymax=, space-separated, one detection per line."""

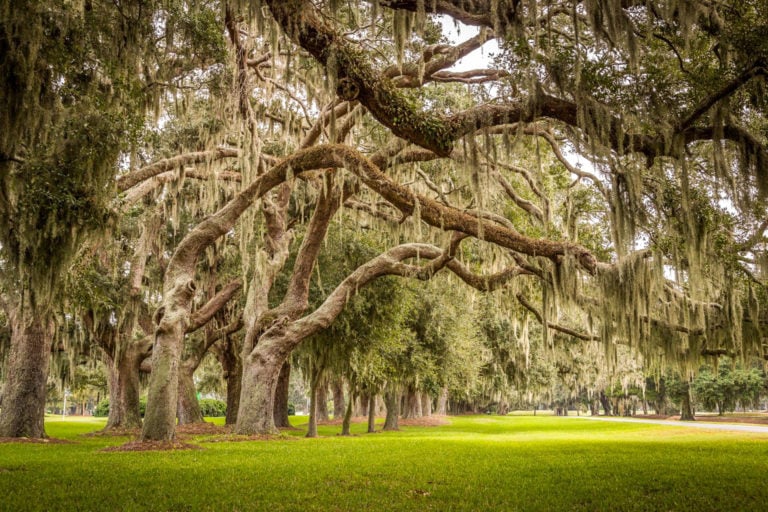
xmin=101 ymin=440 xmax=203 ymax=452
xmin=0 ymin=437 xmax=74 ymax=444
xmin=200 ymin=433 xmax=299 ymax=443
xmin=175 ymin=422 xmax=230 ymax=435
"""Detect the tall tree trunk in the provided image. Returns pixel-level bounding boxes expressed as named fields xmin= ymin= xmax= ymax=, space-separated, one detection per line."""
xmin=402 ymin=387 xmax=417 ymax=418
xmin=306 ymin=370 xmax=320 ymax=438
xmin=142 ymin=279 xmax=197 ymax=441
xmin=599 ymin=391 xmax=613 ymax=416
xmin=680 ymin=382 xmax=695 ymax=421
xmin=367 ymin=394 xmax=377 ymax=433
xmin=422 ymin=392 xmax=432 ymax=416
xmin=316 ymin=379 xmax=329 ymax=422
xmin=332 ymin=378 xmax=345 ymax=419
xmin=383 ymin=385 xmax=400 ymax=431
xmin=234 ymin=348 xmax=285 ymax=435
xmin=273 ymin=360 xmax=292 ymax=428
xmin=218 ymin=338 xmax=242 ymax=426
xmin=341 ymin=391 xmax=354 ymax=436
xmin=177 ymin=364 xmax=203 ymax=424
xmin=0 ymin=309 xmax=54 ymax=438
xmin=357 ymin=394 xmax=369 ymax=417
xmin=435 ymin=387 xmax=448 ymax=415
xmin=104 ymin=344 xmax=145 ymax=430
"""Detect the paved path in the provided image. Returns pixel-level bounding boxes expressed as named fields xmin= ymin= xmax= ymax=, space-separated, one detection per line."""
xmin=567 ymin=415 xmax=768 ymax=434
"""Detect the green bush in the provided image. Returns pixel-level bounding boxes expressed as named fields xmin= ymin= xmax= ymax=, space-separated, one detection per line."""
xmin=93 ymin=399 xmax=109 ymax=417
xmin=199 ymin=398 xmax=227 ymax=417
xmin=288 ymin=402 xmax=296 ymax=415
xmin=92 ymin=397 xmax=147 ymax=417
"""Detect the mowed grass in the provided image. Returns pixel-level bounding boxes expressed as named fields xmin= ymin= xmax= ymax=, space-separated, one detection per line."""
xmin=1 ymin=415 xmax=767 ymax=511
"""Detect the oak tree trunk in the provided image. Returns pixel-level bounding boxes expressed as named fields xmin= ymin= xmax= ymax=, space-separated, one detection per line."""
xmin=218 ymin=339 xmax=242 ymax=426
xmin=341 ymin=391 xmax=354 ymax=436
xmin=234 ymin=346 xmax=285 ymax=435
xmin=680 ymin=383 xmax=695 ymax=421
xmin=422 ymin=392 xmax=432 ymax=416
xmin=177 ymin=364 xmax=204 ymax=425
xmin=141 ymin=272 xmax=199 ymax=441
xmin=599 ymin=391 xmax=613 ymax=416
xmin=0 ymin=310 xmax=54 ymax=438
xmin=104 ymin=346 xmax=144 ymax=430
xmin=273 ymin=360 xmax=292 ymax=428
xmin=383 ymin=385 xmax=400 ymax=431
xmin=316 ymin=380 xmax=329 ymax=422
xmin=435 ymin=387 xmax=448 ymax=415
xmin=306 ymin=372 xmax=319 ymax=438
xmin=367 ymin=394 xmax=377 ymax=433
xmin=332 ymin=378 xmax=345 ymax=419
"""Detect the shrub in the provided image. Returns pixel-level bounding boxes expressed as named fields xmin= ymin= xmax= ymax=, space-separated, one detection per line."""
xmin=94 ymin=399 xmax=109 ymax=417
xmin=92 ymin=397 xmax=147 ymax=417
xmin=199 ymin=398 xmax=227 ymax=417
xmin=287 ymin=402 xmax=296 ymax=415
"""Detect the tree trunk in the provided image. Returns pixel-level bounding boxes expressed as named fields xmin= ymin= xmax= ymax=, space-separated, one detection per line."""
xmin=332 ymin=378 xmax=345 ymax=419
xmin=599 ymin=391 xmax=613 ymax=416
xmin=177 ymin=364 xmax=204 ymax=424
xmin=435 ymin=386 xmax=448 ymax=415
xmin=357 ymin=394 xmax=368 ymax=417
xmin=306 ymin=371 xmax=319 ymax=438
xmin=0 ymin=310 xmax=54 ymax=438
xmin=680 ymin=382 xmax=695 ymax=421
xmin=218 ymin=338 xmax=242 ymax=426
xmin=402 ymin=387 xmax=418 ymax=418
xmin=422 ymin=392 xmax=432 ymax=416
xmin=142 ymin=280 xmax=197 ymax=441
xmin=316 ymin=380 xmax=329 ymax=422
xmin=341 ymin=391 xmax=354 ymax=436
xmin=273 ymin=360 xmax=293 ymax=428
xmin=367 ymin=394 xmax=377 ymax=433
xmin=234 ymin=347 xmax=285 ymax=435
xmin=104 ymin=345 xmax=144 ymax=430
xmin=383 ymin=385 xmax=400 ymax=431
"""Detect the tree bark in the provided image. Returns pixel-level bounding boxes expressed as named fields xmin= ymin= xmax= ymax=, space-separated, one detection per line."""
xmin=316 ymin=380 xmax=329 ymax=422
xmin=234 ymin=346 xmax=286 ymax=435
xmin=0 ymin=309 xmax=55 ymax=438
xmin=176 ymin=364 xmax=203 ymax=424
xmin=383 ymin=385 xmax=400 ymax=431
xmin=216 ymin=335 xmax=242 ymax=426
xmin=306 ymin=369 xmax=320 ymax=438
xmin=273 ymin=360 xmax=292 ymax=428
xmin=103 ymin=341 xmax=147 ymax=430
xmin=599 ymin=391 xmax=613 ymax=416
xmin=367 ymin=394 xmax=377 ymax=433
xmin=357 ymin=394 xmax=369 ymax=417
xmin=141 ymin=277 xmax=197 ymax=441
xmin=680 ymin=382 xmax=695 ymax=421
xmin=332 ymin=378 xmax=346 ymax=419
xmin=422 ymin=392 xmax=432 ymax=416
xmin=435 ymin=387 xmax=448 ymax=415
xmin=341 ymin=390 xmax=354 ymax=436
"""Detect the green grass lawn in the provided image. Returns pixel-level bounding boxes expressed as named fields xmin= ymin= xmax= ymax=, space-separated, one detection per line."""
xmin=1 ymin=415 xmax=767 ymax=511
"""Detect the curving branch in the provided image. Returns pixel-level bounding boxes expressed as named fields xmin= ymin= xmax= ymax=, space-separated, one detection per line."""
xmin=516 ymin=293 xmax=599 ymax=341
xmin=117 ymin=148 xmax=239 ymax=192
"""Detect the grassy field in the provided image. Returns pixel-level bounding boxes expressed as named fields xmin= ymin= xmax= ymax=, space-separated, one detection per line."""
xmin=1 ymin=415 xmax=767 ymax=511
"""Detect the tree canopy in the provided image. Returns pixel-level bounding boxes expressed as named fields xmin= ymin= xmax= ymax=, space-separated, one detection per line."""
xmin=0 ymin=0 xmax=766 ymax=440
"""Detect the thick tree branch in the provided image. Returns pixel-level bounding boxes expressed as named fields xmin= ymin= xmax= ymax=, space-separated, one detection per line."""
xmin=117 ymin=148 xmax=239 ymax=192
xmin=187 ymin=279 xmax=243 ymax=334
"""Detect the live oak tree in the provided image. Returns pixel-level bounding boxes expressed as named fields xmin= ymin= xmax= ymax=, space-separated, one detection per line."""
xmin=2 ymin=0 xmax=767 ymax=440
